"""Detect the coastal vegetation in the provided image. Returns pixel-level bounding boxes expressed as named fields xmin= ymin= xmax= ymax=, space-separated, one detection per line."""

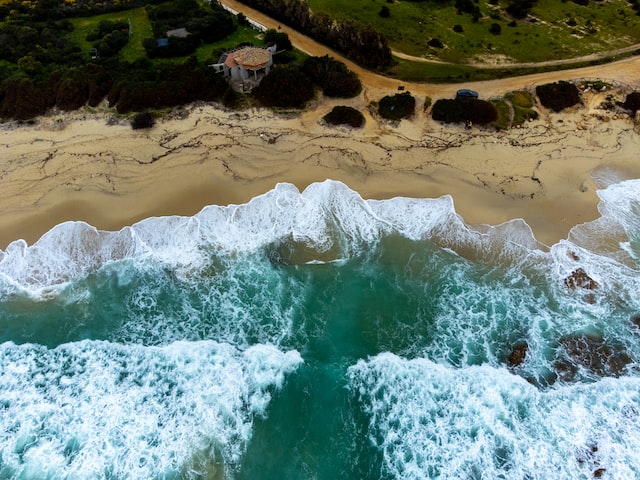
xmin=323 ymin=105 xmax=365 ymax=128
xmin=0 ymin=0 xmax=373 ymax=119
xmin=306 ymin=0 xmax=640 ymax=64
xmin=234 ymin=0 xmax=392 ymax=70
xmin=536 ymin=81 xmax=582 ymax=112
xmin=302 ymin=55 xmax=362 ymax=98
xmin=432 ymin=96 xmax=498 ymax=124
xmin=1 ymin=0 xmax=639 ymax=122
xmin=251 ymin=65 xmax=314 ymax=108
xmin=378 ymin=92 xmax=416 ymax=120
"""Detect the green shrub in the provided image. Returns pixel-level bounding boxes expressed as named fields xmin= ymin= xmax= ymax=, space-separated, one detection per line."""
xmin=86 ymin=20 xmax=128 ymax=42
xmin=113 ymin=58 xmax=227 ymax=113
xmin=505 ymin=90 xmax=534 ymax=108
xmin=431 ymin=97 xmax=498 ymax=124
xmin=131 ymin=111 xmax=155 ymax=129
xmin=263 ymin=29 xmax=292 ymax=51
xmin=0 ymin=74 xmax=53 ymax=120
xmin=54 ymin=67 xmax=89 ymax=110
xmin=85 ymin=64 xmax=113 ymax=107
xmin=252 ymin=66 xmax=314 ymax=108
xmin=379 ymin=92 xmax=415 ymax=120
xmin=536 ymin=81 xmax=581 ymax=112
xmin=622 ymin=91 xmax=640 ymax=114
xmin=302 ymin=56 xmax=362 ymax=98
xmin=323 ymin=105 xmax=365 ymax=128
xmin=512 ymin=104 xmax=539 ymax=126
xmin=491 ymin=99 xmax=511 ymax=129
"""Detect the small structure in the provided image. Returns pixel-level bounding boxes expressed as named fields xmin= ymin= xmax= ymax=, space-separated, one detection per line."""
xmin=211 ymin=45 xmax=277 ymax=91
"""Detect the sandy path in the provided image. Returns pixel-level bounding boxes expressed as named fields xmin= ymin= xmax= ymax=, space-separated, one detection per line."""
xmin=218 ymin=0 xmax=640 ymax=99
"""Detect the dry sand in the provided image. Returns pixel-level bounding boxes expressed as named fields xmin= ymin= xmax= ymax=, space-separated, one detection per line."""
xmin=1 ymin=82 xmax=639 ymax=249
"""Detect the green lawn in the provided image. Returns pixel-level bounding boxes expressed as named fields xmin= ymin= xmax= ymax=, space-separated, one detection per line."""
xmin=195 ymin=24 xmax=265 ymax=63
xmin=69 ymin=7 xmax=153 ymax=62
xmin=307 ymin=0 xmax=640 ymax=63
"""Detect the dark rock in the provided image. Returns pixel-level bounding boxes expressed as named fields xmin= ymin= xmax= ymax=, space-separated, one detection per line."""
xmin=554 ymin=334 xmax=633 ymax=382
xmin=564 ymin=267 xmax=598 ymax=290
xmin=594 ymin=467 xmax=606 ymax=478
xmin=631 ymin=314 xmax=640 ymax=330
xmin=508 ymin=342 xmax=528 ymax=367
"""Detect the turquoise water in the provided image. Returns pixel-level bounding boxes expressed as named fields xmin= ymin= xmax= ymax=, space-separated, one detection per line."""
xmin=1 ymin=180 xmax=639 ymax=479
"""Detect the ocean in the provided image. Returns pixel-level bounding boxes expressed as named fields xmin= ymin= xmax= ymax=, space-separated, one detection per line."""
xmin=0 ymin=179 xmax=639 ymax=479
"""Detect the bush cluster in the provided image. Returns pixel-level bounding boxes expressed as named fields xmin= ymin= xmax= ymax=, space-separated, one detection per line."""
xmin=622 ymin=91 xmax=640 ymax=115
xmin=323 ymin=106 xmax=365 ymax=128
xmin=0 ymin=21 xmax=82 ymax=67
xmin=143 ymin=0 xmax=235 ymax=58
xmin=302 ymin=56 xmax=362 ymax=98
xmin=252 ymin=66 xmax=314 ymax=108
xmin=506 ymin=0 xmax=537 ymax=18
xmin=535 ymin=81 xmax=581 ymax=112
xmin=0 ymin=57 xmax=226 ymax=120
xmin=131 ymin=111 xmax=155 ymax=129
xmin=431 ymin=97 xmax=498 ymax=124
xmin=378 ymin=92 xmax=415 ymax=120
xmin=87 ymin=20 xmax=129 ymax=58
xmin=109 ymin=58 xmax=227 ymax=113
xmin=239 ymin=0 xmax=391 ymax=70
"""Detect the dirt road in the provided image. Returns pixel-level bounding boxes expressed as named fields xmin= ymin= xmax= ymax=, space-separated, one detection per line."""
xmin=219 ymin=0 xmax=640 ymax=98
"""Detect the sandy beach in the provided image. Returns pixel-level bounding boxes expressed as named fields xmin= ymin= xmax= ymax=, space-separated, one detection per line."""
xmin=1 ymin=77 xmax=639 ymax=249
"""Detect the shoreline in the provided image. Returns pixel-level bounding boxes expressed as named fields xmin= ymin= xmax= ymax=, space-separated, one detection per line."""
xmin=1 ymin=85 xmax=639 ymax=250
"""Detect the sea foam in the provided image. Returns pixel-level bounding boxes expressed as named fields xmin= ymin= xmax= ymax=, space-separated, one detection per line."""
xmin=0 ymin=340 xmax=302 ymax=479
xmin=349 ymin=353 xmax=640 ymax=479
xmin=0 ymin=179 xmax=638 ymax=320
xmin=0 ymin=180 xmax=544 ymax=295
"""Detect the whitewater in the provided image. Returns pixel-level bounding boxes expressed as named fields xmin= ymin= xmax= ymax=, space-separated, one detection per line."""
xmin=0 ymin=179 xmax=639 ymax=479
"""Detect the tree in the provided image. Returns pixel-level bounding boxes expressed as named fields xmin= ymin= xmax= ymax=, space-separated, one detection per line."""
xmin=490 ymin=23 xmax=502 ymax=35
xmin=252 ymin=66 xmax=314 ymax=108
xmin=0 ymin=74 xmax=52 ymax=120
xmin=302 ymin=55 xmax=362 ymax=98
xmin=264 ymin=29 xmax=292 ymax=51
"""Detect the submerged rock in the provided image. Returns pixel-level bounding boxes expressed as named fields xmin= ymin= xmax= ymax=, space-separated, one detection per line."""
xmin=554 ymin=334 xmax=632 ymax=382
xmin=508 ymin=342 xmax=528 ymax=367
xmin=564 ymin=267 xmax=599 ymax=291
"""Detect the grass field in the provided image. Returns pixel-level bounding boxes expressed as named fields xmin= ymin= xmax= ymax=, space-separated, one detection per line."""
xmin=307 ymin=0 xmax=640 ymax=63
xmin=194 ymin=25 xmax=266 ymax=63
xmin=70 ymin=10 xmax=269 ymax=64
xmin=69 ymin=7 xmax=153 ymax=62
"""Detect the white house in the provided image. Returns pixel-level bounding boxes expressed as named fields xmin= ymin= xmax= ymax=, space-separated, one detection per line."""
xmin=211 ymin=45 xmax=277 ymax=82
